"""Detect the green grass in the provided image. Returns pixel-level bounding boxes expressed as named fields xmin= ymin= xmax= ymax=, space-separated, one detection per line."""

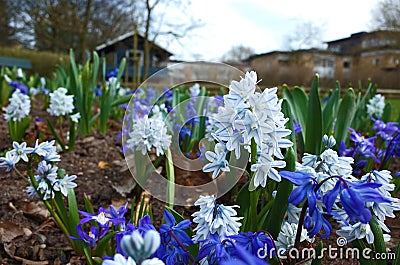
xmin=386 ymin=98 xmax=400 ymax=121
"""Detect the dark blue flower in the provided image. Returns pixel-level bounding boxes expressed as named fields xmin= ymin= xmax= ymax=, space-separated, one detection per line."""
xmin=106 ymin=68 xmax=119 ymax=79
xmin=156 ymin=210 xmax=193 ymax=265
xmin=70 ymin=225 xmax=105 ymax=248
xmin=228 ymin=231 xmax=274 ymax=261
xmin=339 ymin=181 xmax=391 ymax=224
xmin=94 ymin=84 xmax=102 ymax=96
xmin=78 ymin=207 xmax=125 ymax=228
xmin=220 ymin=244 xmax=270 ymax=265
xmin=10 ymin=81 xmax=28 ymax=95
xmin=198 ymin=234 xmax=235 ymax=264
xmin=137 ymin=215 xmax=156 ymax=234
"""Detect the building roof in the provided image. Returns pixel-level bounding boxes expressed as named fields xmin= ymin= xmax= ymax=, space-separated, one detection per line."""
xmin=95 ymin=32 xmax=173 ymax=57
xmin=246 ymin=48 xmax=334 ymax=61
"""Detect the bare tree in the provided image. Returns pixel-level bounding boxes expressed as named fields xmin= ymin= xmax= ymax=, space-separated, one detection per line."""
xmin=371 ymin=0 xmax=400 ymax=31
xmin=129 ymin=0 xmax=202 ymax=82
xmin=282 ymin=21 xmax=326 ymax=51
xmin=221 ymin=45 xmax=255 ymax=63
xmin=10 ymin=0 xmax=133 ymax=61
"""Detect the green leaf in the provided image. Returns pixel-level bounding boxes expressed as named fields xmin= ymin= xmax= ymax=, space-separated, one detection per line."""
xmin=334 ymin=88 xmax=355 ymax=148
xmin=311 ymin=241 xmax=323 ymax=265
xmin=94 ymin=231 xmax=117 ymax=257
xmin=236 ymin=181 xmax=250 ymax=229
xmin=369 ymin=217 xmax=387 ymax=265
xmin=281 ymin=99 xmax=297 ymax=159
xmin=67 ymin=188 xmax=81 ymax=233
xmin=83 ymin=193 xmax=95 ymax=214
xmin=382 ymin=102 xmax=392 ymax=122
xmin=322 ymin=81 xmax=341 ymax=135
xmin=394 ymin=241 xmax=400 ymax=265
xmin=305 ymin=74 xmax=322 ymax=154
xmin=352 ymin=239 xmax=372 ymax=265
xmin=291 ymin=87 xmax=308 ymax=135
xmin=264 ymin=147 xmax=295 ymax=238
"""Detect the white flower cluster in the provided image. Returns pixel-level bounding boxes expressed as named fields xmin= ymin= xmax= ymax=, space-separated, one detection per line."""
xmin=366 ymin=94 xmax=385 ymax=118
xmin=127 ymin=115 xmax=172 ymax=156
xmin=275 ymin=222 xmax=314 ymax=253
xmin=0 ymin=140 xmax=77 ymax=200
xmin=3 ymin=89 xmax=31 ymax=122
xmin=204 ymin=71 xmax=292 ymax=190
xmin=297 ymin=135 xmax=355 ymax=196
xmin=192 ymin=195 xmax=242 ymax=242
xmin=47 ymin=87 xmax=75 ymax=116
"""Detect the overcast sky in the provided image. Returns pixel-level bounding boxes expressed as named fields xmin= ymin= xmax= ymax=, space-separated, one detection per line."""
xmin=161 ymin=0 xmax=381 ymax=61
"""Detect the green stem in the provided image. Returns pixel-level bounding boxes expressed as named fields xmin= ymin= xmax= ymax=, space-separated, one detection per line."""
xmin=248 ymin=139 xmax=259 ymax=231
xmin=27 ymin=174 xmax=73 ymax=246
xmin=165 ymin=148 xmax=175 ymax=208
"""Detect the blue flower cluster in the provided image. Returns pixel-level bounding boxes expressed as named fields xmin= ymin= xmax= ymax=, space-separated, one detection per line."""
xmin=341 ymin=119 xmax=400 ymax=175
xmin=279 ymin=135 xmax=399 ymax=244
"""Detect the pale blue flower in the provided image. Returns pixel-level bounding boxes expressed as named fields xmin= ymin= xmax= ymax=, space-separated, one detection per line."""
xmin=275 ymin=222 xmax=313 ymax=253
xmin=237 ymin=110 xmax=273 ymax=147
xmin=366 ymin=94 xmax=385 ymax=118
xmin=202 ymin=143 xmax=230 ymax=179
xmin=28 ymin=175 xmax=57 ymax=200
xmin=70 ymin=112 xmax=81 ymax=123
xmin=0 ymin=151 xmax=19 ymax=171
xmin=189 ymin=83 xmax=200 ymax=97
xmin=10 ymin=141 xmax=34 ymax=163
xmin=323 ymin=134 xmax=336 ymax=148
xmin=54 ymin=174 xmax=77 ymax=196
xmin=33 ymin=140 xmax=57 ymax=157
xmin=127 ymin=115 xmax=171 ymax=156
xmin=37 ymin=160 xmax=58 ymax=179
xmin=337 ymin=222 xmax=375 ymax=244
xmin=103 ymin=253 xmax=137 ymax=265
xmin=192 ymin=195 xmax=242 ymax=242
xmin=250 ymin=152 xmax=285 ymax=189
xmin=120 ymin=230 xmax=162 ymax=263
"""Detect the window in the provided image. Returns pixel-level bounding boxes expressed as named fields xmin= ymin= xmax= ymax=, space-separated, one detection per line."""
xmin=372 ymin=58 xmax=380 ymax=66
xmin=327 ymin=60 xmax=334 ymax=67
xmin=343 ymin=61 xmax=350 ymax=68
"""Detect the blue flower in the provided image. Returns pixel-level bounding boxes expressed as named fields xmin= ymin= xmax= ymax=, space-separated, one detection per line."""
xmin=70 ymin=225 xmax=104 ymax=248
xmin=107 ymin=203 xmax=129 ymax=220
xmin=79 ymin=207 xmax=125 ymax=228
xmin=106 ymin=68 xmax=119 ymax=79
xmin=157 ymin=210 xmax=193 ymax=265
xmin=198 ymin=234 xmax=235 ymax=264
xmin=94 ymin=84 xmax=102 ymax=96
xmin=340 ymin=182 xmax=392 ymax=224
xmin=137 ymin=215 xmax=157 ymax=234
xmin=220 ymin=244 xmax=270 ymax=265
xmin=10 ymin=81 xmax=28 ymax=95
xmin=228 ymin=231 xmax=274 ymax=261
